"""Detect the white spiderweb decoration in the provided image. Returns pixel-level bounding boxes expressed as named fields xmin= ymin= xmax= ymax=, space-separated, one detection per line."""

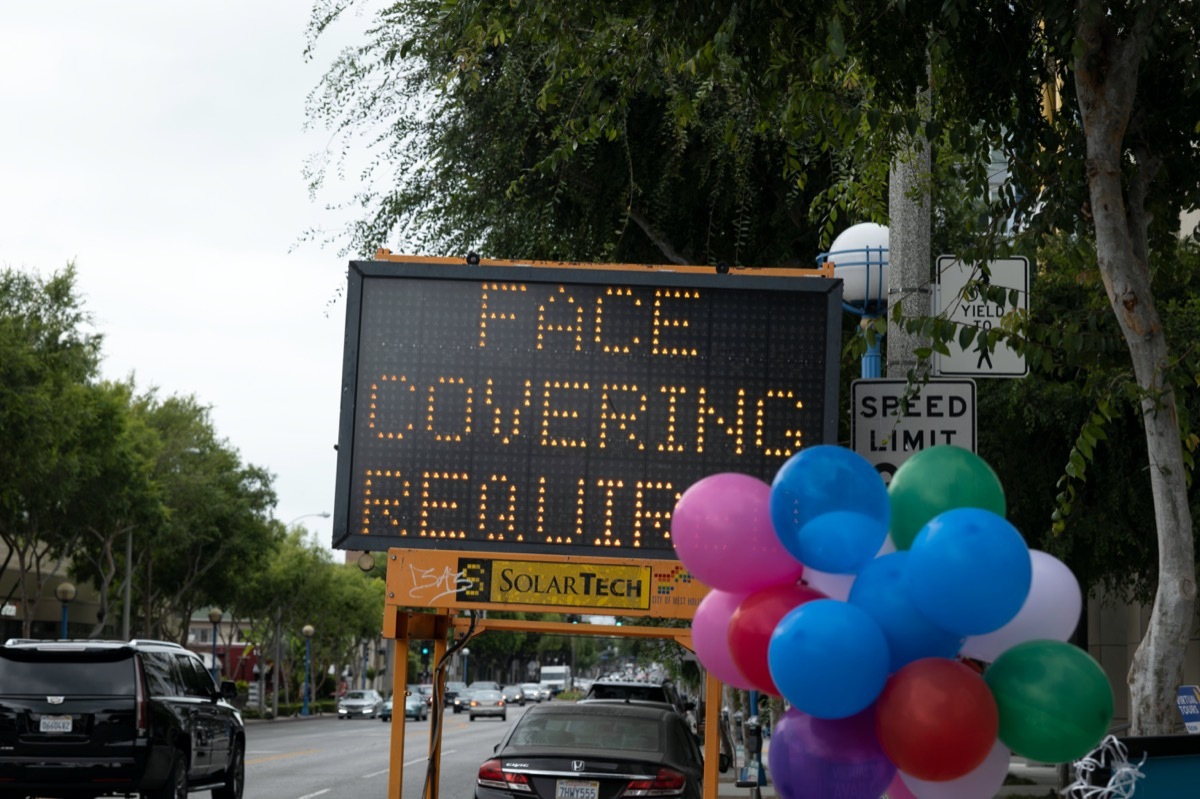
xmin=1061 ymin=735 xmax=1146 ymax=798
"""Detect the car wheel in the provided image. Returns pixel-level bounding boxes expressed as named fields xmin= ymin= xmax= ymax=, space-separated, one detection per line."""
xmin=150 ymin=750 xmax=187 ymax=799
xmin=501 ymin=714 xmax=507 ymax=721
xmin=212 ymin=740 xmax=244 ymax=799
xmin=469 ymin=715 xmax=476 ymax=721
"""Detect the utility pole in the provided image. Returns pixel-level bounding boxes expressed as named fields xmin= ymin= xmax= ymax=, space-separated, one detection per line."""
xmin=887 ymin=84 xmax=932 ymax=377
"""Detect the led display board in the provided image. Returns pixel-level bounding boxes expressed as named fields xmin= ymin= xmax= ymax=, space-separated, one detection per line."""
xmin=333 ymin=257 xmax=842 ymax=559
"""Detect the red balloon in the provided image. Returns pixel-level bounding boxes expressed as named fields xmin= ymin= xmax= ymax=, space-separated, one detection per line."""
xmin=728 ymin=582 xmax=825 ymax=695
xmin=875 ymin=658 xmax=999 ymax=781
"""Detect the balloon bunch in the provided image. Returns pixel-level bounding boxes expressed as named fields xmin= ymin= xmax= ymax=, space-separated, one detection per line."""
xmin=672 ymin=445 xmax=1114 ymax=799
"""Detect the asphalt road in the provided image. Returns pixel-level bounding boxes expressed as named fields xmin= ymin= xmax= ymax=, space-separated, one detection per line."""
xmin=243 ymin=703 xmax=532 ymax=799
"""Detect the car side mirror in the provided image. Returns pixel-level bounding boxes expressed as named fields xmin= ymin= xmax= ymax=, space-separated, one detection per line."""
xmin=221 ymin=680 xmax=239 ymax=701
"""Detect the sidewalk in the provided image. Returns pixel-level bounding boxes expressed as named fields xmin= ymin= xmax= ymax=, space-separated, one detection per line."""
xmin=714 ymin=741 xmax=1061 ymax=799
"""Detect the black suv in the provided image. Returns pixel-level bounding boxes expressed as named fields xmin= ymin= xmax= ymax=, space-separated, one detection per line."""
xmin=0 ymin=638 xmax=245 ymax=799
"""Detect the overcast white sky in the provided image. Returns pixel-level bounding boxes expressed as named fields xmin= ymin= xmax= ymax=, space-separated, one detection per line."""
xmin=1 ymin=2 xmax=376 ymax=553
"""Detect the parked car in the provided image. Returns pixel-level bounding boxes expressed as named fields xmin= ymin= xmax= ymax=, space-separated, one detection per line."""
xmin=519 ymin=682 xmax=544 ymax=702
xmin=500 ymin=684 xmax=526 ymax=706
xmin=468 ymin=689 xmax=507 ymax=721
xmin=338 ymin=689 xmax=385 ymax=719
xmin=475 ymin=702 xmax=703 ymax=799
xmin=404 ymin=693 xmax=429 ymax=721
xmin=0 ymin=638 xmax=245 ymax=799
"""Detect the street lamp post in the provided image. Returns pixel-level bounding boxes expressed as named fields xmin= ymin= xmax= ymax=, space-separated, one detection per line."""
xmin=818 ymin=223 xmax=891 ymax=378
xmin=462 ymin=647 xmax=470 ymax=684
xmin=55 ymin=582 xmax=76 ymax=640
xmin=360 ymin=641 xmax=369 ymax=690
xmin=302 ymin=624 xmax=315 ymax=717
xmin=208 ymin=608 xmax=223 ymax=682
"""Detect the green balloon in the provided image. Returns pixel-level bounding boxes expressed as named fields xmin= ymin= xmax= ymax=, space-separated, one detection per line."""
xmin=984 ymin=639 xmax=1114 ymax=763
xmin=887 ymin=445 xmax=1006 ymax=549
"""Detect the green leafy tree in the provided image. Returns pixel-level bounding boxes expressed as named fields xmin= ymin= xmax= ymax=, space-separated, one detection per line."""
xmin=133 ymin=393 xmax=279 ymax=642
xmin=0 ymin=265 xmax=103 ymax=636
xmin=57 ymin=380 xmax=164 ymax=637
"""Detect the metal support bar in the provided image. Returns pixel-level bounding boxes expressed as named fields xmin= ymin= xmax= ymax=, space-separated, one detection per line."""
xmin=386 ymin=608 xmax=409 ymax=799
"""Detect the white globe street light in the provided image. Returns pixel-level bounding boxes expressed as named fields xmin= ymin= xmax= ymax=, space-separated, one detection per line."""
xmin=818 ymin=223 xmax=891 ymax=378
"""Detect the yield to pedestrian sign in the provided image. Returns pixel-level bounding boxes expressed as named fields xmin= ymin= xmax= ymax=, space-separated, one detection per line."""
xmin=934 ymin=256 xmax=1029 ymax=378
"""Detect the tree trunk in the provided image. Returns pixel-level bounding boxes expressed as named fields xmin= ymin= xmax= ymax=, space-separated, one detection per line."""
xmin=1075 ymin=1 xmax=1197 ymax=735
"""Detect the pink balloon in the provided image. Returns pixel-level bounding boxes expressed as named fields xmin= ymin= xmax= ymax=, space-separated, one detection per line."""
xmin=960 ymin=550 xmax=1081 ymax=662
xmin=672 ymin=473 xmax=804 ymax=593
xmin=881 ymin=771 xmax=918 ymax=799
xmin=691 ymin=589 xmax=755 ymax=688
xmin=898 ymin=739 xmax=1011 ymax=799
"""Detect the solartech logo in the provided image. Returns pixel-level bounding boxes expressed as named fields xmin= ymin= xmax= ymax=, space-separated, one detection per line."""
xmin=454 ymin=557 xmax=650 ymax=609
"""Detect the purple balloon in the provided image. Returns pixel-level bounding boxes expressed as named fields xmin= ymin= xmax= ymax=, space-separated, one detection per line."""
xmin=672 ymin=473 xmax=804 ymax=593
xmin=768 ymin=706 xmax=896 ymax=799
xmin=691 ymin=590 xmax=755 ymax=689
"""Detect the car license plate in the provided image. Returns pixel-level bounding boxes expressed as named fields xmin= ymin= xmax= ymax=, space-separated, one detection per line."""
xmin=555 ymin=779 xmax=599 ymax=799
xmin=39 ymin=715 xmax=72 ymax=733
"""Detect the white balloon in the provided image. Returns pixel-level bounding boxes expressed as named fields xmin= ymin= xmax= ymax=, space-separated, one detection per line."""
xmin=802 ymin=568 xmax=856 ymax=601
xmin=960 ymin=550 xmax=1081 ymax=662
xmin=900 ymin=739 xmax=1011 ymax=799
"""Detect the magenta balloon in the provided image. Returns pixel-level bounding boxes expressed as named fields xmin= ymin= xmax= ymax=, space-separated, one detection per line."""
xmin=672 ymin=473 xmax=804 ymax=592
xmin=899 ymin=740 xmax=1011 ymax=799
xmin=691 ymin=590 xmax=755 ymax=689
xmin=960 ymin=550 xmax=1082 ymax=662
xmin=768 ymin=706 xmax=895 ymax=799
xmin=882 ymin=772 xmax=919 ymax=799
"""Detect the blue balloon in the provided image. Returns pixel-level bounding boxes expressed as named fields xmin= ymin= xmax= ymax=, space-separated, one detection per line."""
xmin=790 ymin=511 xmax=888 ymax=574
xmin=771 ymin=446 xmax=889 ymax=573
xmin=768 ymin=599 xmax=890 ymax=719
xmin=906 ymin=508 xmax=1032 ymax=637
xmin=847 ymin=551 xmax=964 ymax=672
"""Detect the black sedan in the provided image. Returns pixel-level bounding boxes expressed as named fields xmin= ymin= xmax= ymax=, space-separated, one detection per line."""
xmin=475 ymin=702 xmax=703 ymax=799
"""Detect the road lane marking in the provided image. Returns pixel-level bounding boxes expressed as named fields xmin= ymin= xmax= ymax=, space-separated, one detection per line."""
xmin=361 ymin=750 xmax=457 ymax=778
xmin=246 ymin=748 xmax=320 ymax=766
xmin=298 ymin=791 xmax=331 ymax=799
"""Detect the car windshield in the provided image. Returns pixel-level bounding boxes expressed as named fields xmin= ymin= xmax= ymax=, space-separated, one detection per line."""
xmin=512 ymin=713 xmax=661 ymax=751
xmin=344 ymin=691 xmax=372 ymax=700
xmin=473 ymin=690 xmax=501 ymax=700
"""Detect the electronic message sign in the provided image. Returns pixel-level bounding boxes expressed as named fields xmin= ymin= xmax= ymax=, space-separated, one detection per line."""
xmin=333 ymin=256 xmax=842 ymax=559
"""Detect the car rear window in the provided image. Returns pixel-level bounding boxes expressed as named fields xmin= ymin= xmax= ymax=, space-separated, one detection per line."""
xmin=0 ymin=648 xmax=135 ymax=694
xmin=587 ymin=684 xmax=668 ymax=702
xmin=513 ymin=713 xmax=661 ymax=751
